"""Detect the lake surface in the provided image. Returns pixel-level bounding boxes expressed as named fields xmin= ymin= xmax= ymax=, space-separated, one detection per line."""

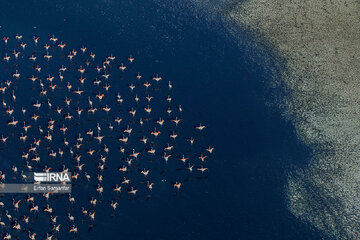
xmin=0 ymin=0 xmax=324 ymax=239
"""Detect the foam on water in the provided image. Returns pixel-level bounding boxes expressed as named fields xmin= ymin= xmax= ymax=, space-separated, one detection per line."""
xmin=227 ymin=0 xmax=360 ymax=238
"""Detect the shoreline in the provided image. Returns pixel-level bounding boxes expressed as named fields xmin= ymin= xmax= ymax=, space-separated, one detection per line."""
xmin=227 ymin=0 xmax=360 ymax=239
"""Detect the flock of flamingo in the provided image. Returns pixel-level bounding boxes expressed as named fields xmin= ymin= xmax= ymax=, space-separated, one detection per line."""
xmin=0 ymin=33 xmax=213 ymax=239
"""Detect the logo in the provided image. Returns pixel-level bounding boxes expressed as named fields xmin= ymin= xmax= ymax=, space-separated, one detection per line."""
xmin=34 ymin=172 xmax=71 ymax=182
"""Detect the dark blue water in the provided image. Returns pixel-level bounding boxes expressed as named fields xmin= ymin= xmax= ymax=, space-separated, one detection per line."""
xmin=0 ymin=0 xmax=323 ymax=239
